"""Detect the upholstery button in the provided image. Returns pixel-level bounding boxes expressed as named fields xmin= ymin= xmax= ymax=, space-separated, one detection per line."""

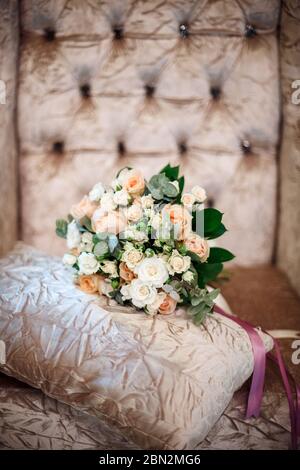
xmin=52 ymin=141 xmax=64 ymax=154
xmin=80 ymin=83 xmax=91 ymax=99
xmin=207 ymin=198 xmax=214 ymax=208
xmin=178 ymin=141 xmax=187 ymax=155
xmin=210 ymin=86 xmax=221 ymax=101
xmin=244 ymin=24 xmax=257 ymax=38
xmin=241 ymin=139 xmax=252 ymax=155
xmin=145 ymin=84 xmax=155 ymax=98
xmin=44 ymin=27 xmax=56 ymax=41
xmin=118 ymin=141 xmax=126 ymax=156
xmin=179 ymin=23 xmax=189 ymax=38
xmin=113 ymin=25 xmax=123 ymax=40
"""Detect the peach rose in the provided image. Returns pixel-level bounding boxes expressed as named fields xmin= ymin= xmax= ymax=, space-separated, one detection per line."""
xmin=163 ymin=204 xmax=192 ymax=240
xmin=71 ymin=195 xmax=98 ymax=220
xmin=123 ymin=169 xmax=145 ymax=196
xmin=79 ymin=274 xmax=103 ymax=294
xmin=158 ymin=294 xmax=177 ymax=315
xmin=184 ymin=233 xmax=210 ymax=262
xmin=92 ymin=209 xmax=127 ymax=234
xmin=119 ymin=262 xmax=135 ymax=282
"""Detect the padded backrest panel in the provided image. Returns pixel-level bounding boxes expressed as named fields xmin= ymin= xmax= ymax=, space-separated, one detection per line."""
xmin=18 ymin=0 xmax=281 ymax=264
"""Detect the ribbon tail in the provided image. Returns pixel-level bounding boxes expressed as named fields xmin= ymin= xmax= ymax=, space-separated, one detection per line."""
xmin=213 ymin=304 xmax=266 ymax=418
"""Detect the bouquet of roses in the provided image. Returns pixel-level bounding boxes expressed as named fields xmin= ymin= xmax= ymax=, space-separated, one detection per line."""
xmin=56 ymin=164 xmax=234 ymax=325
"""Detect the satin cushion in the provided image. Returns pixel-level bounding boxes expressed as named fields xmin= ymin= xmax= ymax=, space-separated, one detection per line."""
xmin=0 ymin=243 xmax=273 ymax=449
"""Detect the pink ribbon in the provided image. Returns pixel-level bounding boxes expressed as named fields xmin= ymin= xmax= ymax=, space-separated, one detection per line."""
xmin=213 ymin=304 xmax=300 ymax=450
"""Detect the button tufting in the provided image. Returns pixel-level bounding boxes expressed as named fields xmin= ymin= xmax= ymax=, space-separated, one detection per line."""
xmin=80 ymin=83 xmax=91 ymax=99
xmin=210 ymin=86 xmax=221 ymax=101
xmin=52 ymin=141 xmax=64 ymax=154
xmin=145 ymin=84 xmax=155 ymax=98
xmin=118 ymin=141 xmax=126 ymax=156
xmin=113 ymin=25 xmax=123 ymax=40
xmin=178 ymin=141 xmax=187 ymax=155
xmin=44 ymin=27 xmax=56 ymax=41
xmin=244 ymin=23 xmax=257 ymax=38
xmin=179 ymin=23 xmax=189 ymax=38
xmin=207 ymin=198 xmax=214 ymax=208
xmin=241 ymin=139 xmax=252 ymax=155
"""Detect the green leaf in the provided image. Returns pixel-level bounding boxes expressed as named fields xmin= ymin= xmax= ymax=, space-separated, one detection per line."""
xmin=93 ymin=241 xmax=109 ymax=257
xmin=55 ymin=219 xmax=68 ymax=239
xmin=207 ymin=247 xmax=235 ymax=263
xmin=193 ymin=208 xmax=223 ymax=237
xmin=207 ymin=223 xmax=227 ymax=240
xmin=178 ymin=175 xmax=185 ymax=194
xmin=160 ymin=164 xmax=179 ymax=181
xmin=194 ymin=262 xmax=223 ymax=285
xmin=80 ymin=216 xmax=94 ymax=232
xmin=164 ymin=182 xmax=178 ymax=198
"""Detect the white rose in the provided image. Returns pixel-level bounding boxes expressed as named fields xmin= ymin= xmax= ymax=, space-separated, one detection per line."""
xmin=191 ymin=185 xmax=207 ymax=203
xmin=129 ymin=279 xmax=158 ymax=308
xmin=113 ymin=188 xmax=130 ymax=206
xmin=67 ymin=221 xmax=81 ymax=249
xmin=167 ymin=250 xmax=191 ymax=275
xmin=151 ymin=212 xmax=161 ymax=231
xmin=120 ymin=283 xmax=131 ymax=301
xmin=127 ymin=203 xmax=143 ymax=222
xmin=89 ymin=182 xmax=105 ymax=202
xmin=100 ymin=192 xmax=117 ymax=212
xmin=181 ymin=193 xmax=196 ymax=207
xmin=122 ymin=248 xmax=144 ymax=270
xmin=182 ymin=270 xmax=195 ymax=283
xmin=100 ymin=260 xmax=118 ymax=278
xmin=146 ymin=291 xmax=166 ymax=315
xmin=122 ymin=228 xmax=148 ymax=242
xmin=80 ymin=231 xmax=93 ymax=252
xmin=78 ymin=252 xmax=100 ymax=275
xmin=135 ymin=257 xmax=169 ymax=288
xmin=141 ymin=195 xmax=154 ymax=210
xmin=63 ymin=253 xmax=77 ymax=266
xmin=117 ymin=168 xmax=130 ymax=186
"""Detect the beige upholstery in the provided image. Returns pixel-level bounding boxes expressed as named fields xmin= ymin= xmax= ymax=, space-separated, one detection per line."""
xmin=17 ymin=0 xmax=281 ymax=265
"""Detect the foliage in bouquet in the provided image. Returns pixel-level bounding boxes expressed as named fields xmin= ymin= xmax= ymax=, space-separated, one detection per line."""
xmin=56 ymin=164 xmax=234 ymax=325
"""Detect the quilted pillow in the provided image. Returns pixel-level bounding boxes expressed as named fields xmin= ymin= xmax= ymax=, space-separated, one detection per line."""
xmin=0 ymin=243 xmax=273 ymax=450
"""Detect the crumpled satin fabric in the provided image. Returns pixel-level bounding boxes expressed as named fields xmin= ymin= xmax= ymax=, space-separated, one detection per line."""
xmin=0 ymin=243 xmax=273 ymax=450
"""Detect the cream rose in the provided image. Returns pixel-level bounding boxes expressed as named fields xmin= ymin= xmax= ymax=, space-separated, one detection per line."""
xmin=182 ymin=270 xmax=195 ymax=283
xmin=129 ymin=279 xmax=158 ymax=308
xmin=100 ymin=260 xmax=118 ymax=278
xmin=71 ymin=195 xmax=98 ymax=220
xmin=123 ymin=169 xmax=145 ymax=196
xmin=163 ymin=204 xmax=192 ymax=240
xmin=146 ymin=291 xmax=166 ymax=315
xmin=191 ymin=185 xmax=207 ymax=203
xmin=92 ymin=209 xmax=127 ymax=235
xmin=122 ymin=248 xmax=144 ymax=270
xmin=119 ymin=262 xmax=135 ymax=282
xmin=141 ymin=195 xmax=154 ymax=210
xmin=158 ymin=294 xmax=177 ymax=315
xmin=98 ymin=277 xmax=113 ymax=297
xmin=67 ymin=220 xmax=81 ymax=249
xmin=126 ymin=201 xmax=143 ymax=222
xmin=181 ymin=193 xmax=196 ymax=207
xmin=100 ymin=192 xmax=117 ymax=212
xmin=184 ymin=233 xmax=210 ymax=262
xmin=167 ymin=250 xmax=191 ymax=275
xmin=113 ymin=188 xmax=130 ymax=206
xmin=62 ymin=253 xmax=77 ymax=266
xmin=80 ymin=232 xmax=93 ymax=252
xmin=135 ymin=257 xmax=169 ymax=288
xmin=78 ymin=252 xmax=100 ymax=275
xmin=89 ymin=182 xmax=105 ymax=202
xmin=79 ymin=274 xmax=102 ymax=294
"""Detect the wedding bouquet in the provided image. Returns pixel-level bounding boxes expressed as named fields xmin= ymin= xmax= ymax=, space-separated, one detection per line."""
xmin=56 ymin=164 xmax=234 ymax=324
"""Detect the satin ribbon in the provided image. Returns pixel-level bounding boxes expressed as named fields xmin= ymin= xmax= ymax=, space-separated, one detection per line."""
xmin=213 ymin=304 xmax=300 ymax=450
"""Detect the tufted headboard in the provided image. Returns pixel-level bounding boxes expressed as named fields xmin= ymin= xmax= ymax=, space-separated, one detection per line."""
xmin=15 ymin=0 xmax=281 ymax=265
xmin=2 ymin=0 xmax=300 ymax=292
